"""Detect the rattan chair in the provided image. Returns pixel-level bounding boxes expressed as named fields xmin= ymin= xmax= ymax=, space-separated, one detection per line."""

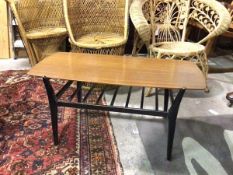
xmin=130 ymin=0 xmax=231 ymax=94
xmin=7 ymin=0 xmax=67 ymax=66
xmin=63 ymin=0 xmax=129 ymax=55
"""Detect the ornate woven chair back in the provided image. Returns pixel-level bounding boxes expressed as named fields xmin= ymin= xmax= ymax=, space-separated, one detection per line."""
xmin=14 ymin=0 xmax=65 ymax=32
xmin=142 ymin=0 xmax=191 ymax=43
xmin=64 ymin=0 xmax=127 ymax=40
xmin=189 ymin=0 xmax=231 ymax=44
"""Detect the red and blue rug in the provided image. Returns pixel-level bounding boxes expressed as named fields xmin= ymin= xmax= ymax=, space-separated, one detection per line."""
xmin=0 ymin=70 xmax=122 ymax=175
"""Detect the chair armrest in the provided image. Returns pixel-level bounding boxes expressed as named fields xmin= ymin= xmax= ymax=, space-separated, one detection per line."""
xmin=130 ymin=0 xmax=151 ymax=47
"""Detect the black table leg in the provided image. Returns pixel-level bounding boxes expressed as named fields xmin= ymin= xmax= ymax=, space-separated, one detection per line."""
xmin=167 ymin=89 xmax=185 ymax=161
xmin=77 ymin=81 xmax=82 ymax=102
xmin=164 ymin=89 xmax=169 ymax=112
xmin=43 ymin=77 xmax=59 ymax=145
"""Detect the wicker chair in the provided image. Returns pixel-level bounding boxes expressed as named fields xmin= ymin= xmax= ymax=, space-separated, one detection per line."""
xmin=7 ymin=0 xmax=67 ymax=66
xmin=63 ymin=0 xmax=129 ymax=55
xmin=130 ymin=0 xmax=231 ymax=94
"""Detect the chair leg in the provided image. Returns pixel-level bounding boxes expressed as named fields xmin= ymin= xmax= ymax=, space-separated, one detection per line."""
xmin=27 ymin=42 xmax=38 ymax=66
xmin=197 ymin=51 xmax=209 ymax=92
xmin=146 ymin=51 xmax=162 ymax=97
xmin=205 ymin=37 xmax=216 ymax=56
xmin=202 ymin=53 xmax=209 ymax=92
xmin=31 ymin=42 xmax=41 ymax=63
xmin=132 ymin=30 xmax=144 ymax=56
xmin=157 ymin=52 xmax=162 ymax=59
xmin=145 ymin=88 xmax=153 ymax=97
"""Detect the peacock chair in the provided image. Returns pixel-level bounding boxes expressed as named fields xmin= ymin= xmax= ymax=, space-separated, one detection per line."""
xmin=130 ymin=0 xmax=231 ymax=94
xmin=7 ymin=0 xmax=67 ymax=66
xmin=63 ymin=0 xmax=129 ymax=55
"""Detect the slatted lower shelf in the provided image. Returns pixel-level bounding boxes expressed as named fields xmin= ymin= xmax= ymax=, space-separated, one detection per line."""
xmin=43 ymin=78 xmax=185 ymax=161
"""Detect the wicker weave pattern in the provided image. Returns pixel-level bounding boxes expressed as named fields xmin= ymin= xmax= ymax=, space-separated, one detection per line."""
xmin=149 ymin=42 xmax=208 ymax=81
xmin=15 ymin=0 xmax=65 ymax=32
xmin=72 ymin=45 xmax=125 ymax=55
xmin=130 ymin=0 xmax=151 ymax=49
xmin=31 ymin=37 xmax=66 ymax=60
xmin=7 ymin=0 xmax=67 ymax=65
xmin=189 ymin=0 xmax=218 ymax=33
xmin=150 ymin=0 xmax=190 ymax=42
xmin=131 ymin=0 xmax=231 ymax=51
xmin=189 ymin=0 xmax=231 ymax=43
xmin=66 ymin=0 xmax=125 ymax=38
xmin=63 ymin=0 xmax=129 ymax=55
xmin=130 ymin=0 xmax=190 ymax=50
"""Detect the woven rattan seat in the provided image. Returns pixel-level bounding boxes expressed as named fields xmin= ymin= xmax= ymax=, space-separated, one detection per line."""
xmin=7 ymin=0 xmax=67 ymax=66
xmin=150 ymin=42 xmax=205 ymax=56
xmin=75 ymin=32 xmax=125 ymax=49
xmin=26 ymin=28 xmax=67 ymax=40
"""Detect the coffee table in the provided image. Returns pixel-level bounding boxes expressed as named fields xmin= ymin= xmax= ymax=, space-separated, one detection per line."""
xmin=28 ymin=52 xmax=206 ymax=160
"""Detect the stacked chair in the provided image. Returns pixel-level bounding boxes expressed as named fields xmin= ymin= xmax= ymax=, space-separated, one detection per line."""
xmin=7 ymin=0 xmax=67 ymax=65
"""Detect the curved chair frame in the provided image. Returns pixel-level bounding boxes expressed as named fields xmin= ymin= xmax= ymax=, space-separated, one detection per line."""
xmin=7 ymin=0 xmax=67 ymax=65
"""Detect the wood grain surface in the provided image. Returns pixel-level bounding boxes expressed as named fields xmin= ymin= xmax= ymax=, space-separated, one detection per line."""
xmin=28 ymin=52 xmax=206 ymax=90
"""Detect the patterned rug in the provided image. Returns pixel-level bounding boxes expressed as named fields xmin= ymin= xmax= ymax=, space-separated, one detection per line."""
xmin=0 ymin=70 xmax=122 ymax=175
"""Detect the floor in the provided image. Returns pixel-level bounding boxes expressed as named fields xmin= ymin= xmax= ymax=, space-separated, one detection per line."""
xmin=104 ymin=73 xmax=233 ymax=175
xmin=0 ymin=55 xmax=233 ymax=175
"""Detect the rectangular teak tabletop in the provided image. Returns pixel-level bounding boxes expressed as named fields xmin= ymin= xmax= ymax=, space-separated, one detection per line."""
xmin=28 ymin=52 xmax=206 ymax=90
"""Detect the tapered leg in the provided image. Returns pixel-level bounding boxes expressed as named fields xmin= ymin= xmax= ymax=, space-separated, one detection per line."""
xmin=43 ymin=77 xmax=59 ymax=145
xmin=132 ymin=30 xmax=144 ymax=56
xmin=167 ymin=89 xmax=185 ymax=160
